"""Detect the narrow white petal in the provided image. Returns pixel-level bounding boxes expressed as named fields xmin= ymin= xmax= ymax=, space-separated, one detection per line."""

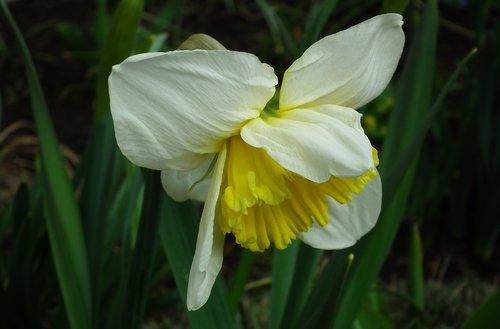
xmin=298 ymin=173 xmax=382 ymax=249
xmin=241 ymin=105 xmax=374 ymax=183
xmin=109 ymin=50 xmax=277 ymax=170
xmin=280 ymin=14 xmax=404 ymax=110
xmin=187 ymin=145 xmax=227 ymax=311
xmin=161 ymin=154 xmax=215 ymax=202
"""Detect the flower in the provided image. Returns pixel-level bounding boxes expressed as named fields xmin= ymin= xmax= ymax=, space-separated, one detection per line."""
xmin=109 ymin=14 xmax=404 ymax=310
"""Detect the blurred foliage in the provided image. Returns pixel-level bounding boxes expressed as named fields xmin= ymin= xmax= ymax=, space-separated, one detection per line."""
xmin=0 ymin=0 xmax=498 ymax=328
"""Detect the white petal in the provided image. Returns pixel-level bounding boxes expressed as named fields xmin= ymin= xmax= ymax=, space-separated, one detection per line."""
xmin=187 ymin=145 xmax=227 ymax=311
xmin=280 ymin=14 xmax=404 ymax=110
xmin=298 ymin=173 xmax=382 ymax=249
xmin=161 ymin=154 xmax=215 ymax=202
xmin=241 ymin=105 xmax=374 ymax=183
xmin=109 ymin=50 xmax=277 ymax=170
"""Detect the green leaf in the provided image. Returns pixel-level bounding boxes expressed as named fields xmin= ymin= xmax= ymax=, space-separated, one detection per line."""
xmin=95 ymin=0 xmax=110 ymax=47
xmin=471 ymin=21 xmax=500 ymax=259
xmin=0 ymin=184 xmax=29 ymax=242
xmin=280 ymin=244 xmax=323 ymax=329
xmin=461 ymin=292 xmax=500 ymax=329
xmin=353 ymin=301 xmax=396 ymax=329
xmin=229 ymin=249 xmax=255 ymax=313
xmin=103 ymin=164 xmax=143 ymax=253
xmin=95 ymin=0 xmax=144 ymax=120
xmin=0 ymin=183 xmax=49 ymax=328
xmin=0 ymin=2 xmax=91 ymax=329
xmin=268 ymin=241 xmax=299 ymax=329
xmin=149 ymin=2 xmax=179 ymax=34
xmin=381 ymin=0 xmax=409 ymax=14
xmin=293 ymin=250 xmax=353 ymax=329
xmin=408 ymin=223 xmax=424 ymax=327
xmin=255 ymin=0 xmax=298 ymax=56
xmin=106 ymin=170 xmax=162 ymax=329
xmin=381 ymin=47 xmax=478 ymax=201
xmin=79 ymin=117 xmax=123 ymax=319
xmin=80 ymin=1 xmax=143 ymax=324
xmin=321 ymin=4 xmax=478 ymax=329
xmin=298 ymin=2 xmax=441 ymax=328
xmin=298 ymin=0 xmax=339 ymax=54
xmin=380 ymin=6 xmax=438 ymax=170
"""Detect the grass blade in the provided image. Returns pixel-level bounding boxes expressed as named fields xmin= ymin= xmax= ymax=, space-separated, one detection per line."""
xmin=324 ymin=3 xmax=477 ymax=329
xmin=107 ymin=169 xmax=162 ymax=329
xmin=96 ymin=0 xmax=109 ymax=47
xmin=382 ymin=48 xmax=478 ymax=201
xmin=293 ymin=250 xmax=353 ymax=329
xmin=229 ymin=249 xmax=255 ymax=313
xmin=268 ymin=242 xmax=299 ymax=329
xmin=298 ymin=0 xmax=339 ymax=54
xmin=95 ymin=0 xmax=144 ymax=120
xmin=0 ymin=2 xmax=91 ymax=329
xmin=297 ymin=2 xmax=440 ymax=328
xmin=79 ymin=1 xmax=143 ymax=324
xmin=353 ymin=302 xmax=396 ymax=329
xmin=408 ymin=223 xmax=424 ymax=327
xmin=255 ymin=0 xmax=298 ymax=56
xmin=381 ymin=0 xmax=409 ymax=14
xmin=461 ymin=291 xmax=500 ymax=329
xmin=280 ymin=244 xmax=323 ymax=329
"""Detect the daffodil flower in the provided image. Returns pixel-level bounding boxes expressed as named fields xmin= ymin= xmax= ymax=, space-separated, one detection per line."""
xmin=109 ymin=14 xmax=404 ymax=310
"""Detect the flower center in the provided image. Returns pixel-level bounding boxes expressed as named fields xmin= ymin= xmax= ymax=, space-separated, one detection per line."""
xmin=217 ymin=135 xmax=377 ymax=252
